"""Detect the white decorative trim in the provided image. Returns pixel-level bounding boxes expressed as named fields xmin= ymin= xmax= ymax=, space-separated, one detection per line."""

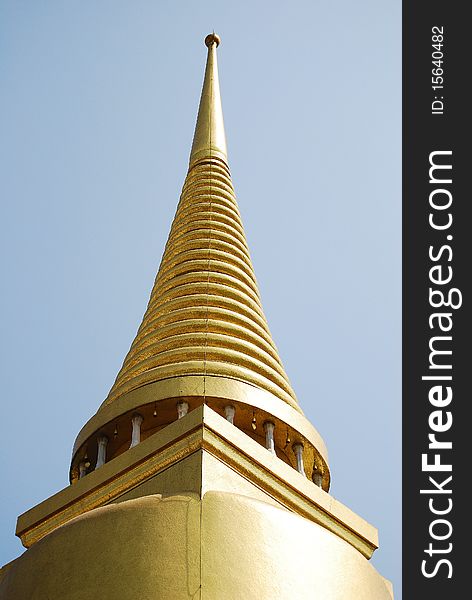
xmin=95 ymin=435 xmax=108 ymax=468
xmin=129 ymin=414 xmax=144 ymax=448
xmin=177 ymin=401 xmax=189 ymax=419
xmin=293 ymin=443 xmax=305 ymax=476
xmin=264 ymin=421 xmax=275 ymax=454
xmin=224 ymin=405 xmax=235 ymax=424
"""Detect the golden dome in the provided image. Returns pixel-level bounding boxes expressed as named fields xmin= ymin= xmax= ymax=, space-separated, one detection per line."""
xmin=1 ymin=493 xmax=393 ymax=599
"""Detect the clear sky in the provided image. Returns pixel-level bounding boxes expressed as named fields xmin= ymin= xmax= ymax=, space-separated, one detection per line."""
xmin=0 ymin=0 xmax=401 ymax=595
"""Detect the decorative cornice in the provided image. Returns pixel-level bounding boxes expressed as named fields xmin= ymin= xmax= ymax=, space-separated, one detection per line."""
xmin=19 ymin=406 xmax=375 ymax=558
xmin=72 ymin=376 xmax=326 ymax=466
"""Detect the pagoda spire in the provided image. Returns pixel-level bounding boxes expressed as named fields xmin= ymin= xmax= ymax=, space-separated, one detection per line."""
xmin=189 ymin=33 xmax=228 ymax=166
xmin=102 ymin=33 xmax=300 ymax=412
xmin=67 ymin=35 xmax=331 ymax=495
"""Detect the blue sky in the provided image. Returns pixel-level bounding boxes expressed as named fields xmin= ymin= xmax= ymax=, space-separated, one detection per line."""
xmin=0 ymin=0 xmax=400 ymax=594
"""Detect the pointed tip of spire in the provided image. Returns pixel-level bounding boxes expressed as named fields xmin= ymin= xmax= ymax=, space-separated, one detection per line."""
xmin=204 ymin=32 xmax=221 ymax=47
xmin=189 ymin=32 xmax=227 ymax=167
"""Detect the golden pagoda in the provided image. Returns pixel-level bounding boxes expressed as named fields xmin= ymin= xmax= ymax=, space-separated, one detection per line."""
xmin=0 ymin=34 xmax=393 ymax=599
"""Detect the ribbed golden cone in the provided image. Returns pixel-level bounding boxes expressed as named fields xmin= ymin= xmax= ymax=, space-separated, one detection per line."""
xmin=104 ymin=35 xmax=300 ymax=413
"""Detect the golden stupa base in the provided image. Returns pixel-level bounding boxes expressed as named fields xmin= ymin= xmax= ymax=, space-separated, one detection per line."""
xmin=18 ymin=406 xmax=374 ymax=556
xmin=2 ymin=491 xmax=393 ymax=599
xmin=1 ymin=404 xmax=394 ymax=599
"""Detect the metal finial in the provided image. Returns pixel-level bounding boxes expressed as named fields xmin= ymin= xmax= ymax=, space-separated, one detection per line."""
xmin=205 ymin=32 xmax=221 ymax=47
